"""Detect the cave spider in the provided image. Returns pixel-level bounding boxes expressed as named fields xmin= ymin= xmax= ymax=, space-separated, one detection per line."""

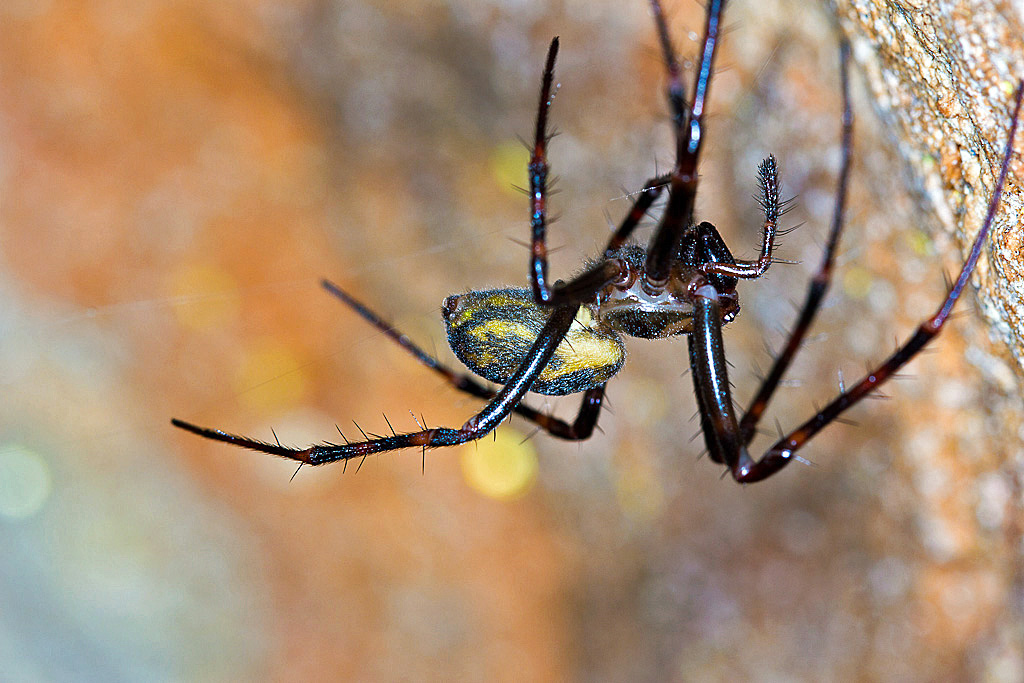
xmin=173 ymin=0 xmax=1023 ymax=483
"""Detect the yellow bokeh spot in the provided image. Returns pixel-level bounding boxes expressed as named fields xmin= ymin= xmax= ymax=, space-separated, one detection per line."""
xmin=234 ymin=338 xmax=309 ymax=413
xmin=905 ymin=228 xmax=937 ymax=258
xmin=0 ymin=446 xmax=52 ymax=519
xmin=489 ymin=140 xmax=529 ymax=194
xmin=461 ymin=428 xmax=538 ymax=500
xmin=167 ymin=262 xmax=240 ymax=331
xmin=904 ymin=229 xmax=932 ymax=257
xmin=842 ymin=265 xmax=874 ymax=300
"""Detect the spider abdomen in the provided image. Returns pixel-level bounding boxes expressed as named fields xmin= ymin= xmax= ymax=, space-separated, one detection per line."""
xmin=442 ymin=288 xmax=625 ymax=395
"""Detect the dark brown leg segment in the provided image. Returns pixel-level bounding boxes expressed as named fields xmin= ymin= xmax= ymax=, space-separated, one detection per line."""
xmin=738 ymin=40 xmax=853 ymax=445
xmin=732 ymin=79 xmax=1023 ymax=483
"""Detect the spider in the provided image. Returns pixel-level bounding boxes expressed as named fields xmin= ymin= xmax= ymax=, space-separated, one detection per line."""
xmin=173 ymin=0 xmax=1023 ymax=483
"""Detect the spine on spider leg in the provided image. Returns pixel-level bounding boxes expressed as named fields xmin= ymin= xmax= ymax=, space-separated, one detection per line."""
xmin=307 ymin=428 xmax=468 ymax=464
xmin=748 ymin=156 xmax=781 ymax=276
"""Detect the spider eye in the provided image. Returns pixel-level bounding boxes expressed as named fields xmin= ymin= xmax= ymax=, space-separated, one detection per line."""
xmin=443 ymin=288 xmax=625 ymax=396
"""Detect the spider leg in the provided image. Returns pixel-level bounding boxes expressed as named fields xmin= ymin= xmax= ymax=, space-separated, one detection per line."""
xmin=644 ymin=0 xmax=724 ymax=285
xmin=527 ymin=39 xmax=628 ymax=306
xmin=172 ymin=303 xmax=594 ymax=463
xmin=604 ymin=174 xmax=670 ymax=255
xmin=735 ymin=81 xmax=1023 ymax=482
xmin=688 ymin=290 xmax=745 ymax=467
xmin=738 ymin=40 xmax=853 ymax=444
xmin=648 ymin=0 xmax=687 ymax=139
xmin=534 ymin=168 xmax=671 ymax=305
xmin=527 ymin=36 xmax=559 ymax=304
xmin=532 ymin=0 xmax=726 ymax=305
xmin=723 ymin=79 xmax=1022 ymax=483
xmin=320 ymin=279 xmax=604 ymax=439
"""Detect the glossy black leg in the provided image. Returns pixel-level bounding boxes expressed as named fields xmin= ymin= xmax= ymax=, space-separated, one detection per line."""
xmin=173 ymin=303 xmax=591 ymax=463
xmin=320 ymin=280 xmax=604 ymax=440
xmin=644 ymin=0 xmax=725 ymax=285
xmin=526 ymin=39 xmax=634 ymax=306
xmin=689 ymin=289 xmax=755 ymax=475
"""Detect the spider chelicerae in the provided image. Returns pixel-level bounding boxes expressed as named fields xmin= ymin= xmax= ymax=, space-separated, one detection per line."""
xmin=173 ymin=0 xmax=1023 ymax=483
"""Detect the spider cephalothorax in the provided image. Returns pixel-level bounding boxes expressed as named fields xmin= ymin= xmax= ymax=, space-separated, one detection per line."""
xmin=597 ymin=229 xmax=740 ymax=340
xmin=173 ymin=0 xmax=1023 ymax=484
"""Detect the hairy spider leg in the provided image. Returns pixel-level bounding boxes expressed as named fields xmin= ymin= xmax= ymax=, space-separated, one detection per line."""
xmin=701 ymin=74 xmax=1023 ymax=483
xmin=646 ymin=0 xmax=781 ymax=283
xmin=736 ymin=80 xmax=1024 ymax=482
xmin=604 ymin=174 xmax=670 ymax=255
xmin=316 ymin=281 xmax=604 ymax=441
xmin=175 ymin=31 xmax=689 ymax=462
xmin=526 ymin=36 xmax=562 ymax=304
xmin=738 ymin=40 xmax=854 ymax=444
xmin=315 ymin=136 xmax=679 ymax=440
xmin=529 ymin=0 xmax=763 ymax=306
xmin=527 ymin=38 xmax=631 ymax=306
xmin=644 ymin=0 xmax=724 ymax=285
xmin=173 ymin=303 xmax=588 ymax=463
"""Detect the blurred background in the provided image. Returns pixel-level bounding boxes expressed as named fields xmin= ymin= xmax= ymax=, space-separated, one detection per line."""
xmin=1 ymin=0 xmax=1021 ymax=680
